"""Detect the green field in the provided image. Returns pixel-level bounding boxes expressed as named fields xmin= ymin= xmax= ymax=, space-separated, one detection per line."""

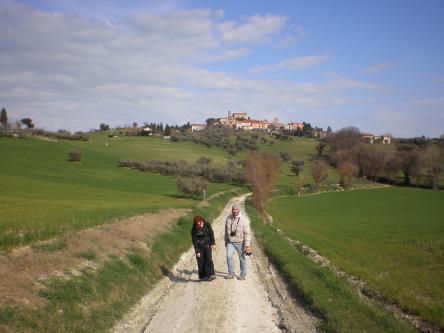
xmin=0 ymin=190 xmax=240 ymax=333
xmin=248 ymin=201 xmax=416 ymax=333
xmin=267 ymin=187 xmax=444 ymax=328
xmin=0 ymin=134 xmax=235 ymax=249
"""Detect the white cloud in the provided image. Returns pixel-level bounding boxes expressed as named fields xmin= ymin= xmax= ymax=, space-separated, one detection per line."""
xmin=324 ymin=72 xmax=384 ymax=91
xmin=251 ymin=55 xmax=328 ymax=73
xmin=364 ymin=62 xmax=392 ymax=74
xmin=217 ymin=14 xmax=287 ymax=44
xmin=275 ymin=25 xmax=310 ymax=48
xmin=202 ymin=48 xmax=250 ymax=63
xmin=410 ymin=98 xmax=444 ymax=107
xmin=0 ymin=1 xmax=399 ymax=134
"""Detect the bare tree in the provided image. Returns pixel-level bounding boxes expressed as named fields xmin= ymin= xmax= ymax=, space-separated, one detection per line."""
xmin=311 ymin=160 xmax=328 ymax=191
xmin=329 ymin=148 xmax=356 ymax=167
xmin=422 ymin=145 xmax=443 ymax=190
xmin=356 ymin=145 xmax=389 ymax=181
xmin=383 ymin=152 xmax=401 ymax=182
xmin=397 ymin=149 xmax=422 ymax=185
xmin=324 ymin=126 xmax=362 ymax=152
xmin=245 ymin=152 xmax=281 ymax=213
xmin=338 ymin=161 xmax=358 ymax=189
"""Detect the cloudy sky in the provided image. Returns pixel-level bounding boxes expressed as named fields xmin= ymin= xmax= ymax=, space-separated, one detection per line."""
xmin=1 ymin=0 xmax=443 ymax=137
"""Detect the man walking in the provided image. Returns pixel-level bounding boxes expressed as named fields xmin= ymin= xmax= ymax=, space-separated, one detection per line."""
xmin=225 ymin=203 xmax=252 ymax=280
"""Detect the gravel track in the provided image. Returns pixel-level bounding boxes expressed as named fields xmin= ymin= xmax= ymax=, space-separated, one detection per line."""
xmin=112 ymin=195 xmax=317 ymax=333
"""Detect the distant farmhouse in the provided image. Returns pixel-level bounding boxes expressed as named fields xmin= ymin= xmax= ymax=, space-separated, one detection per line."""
xmin=191 ymin=124 xmax=207 ymax=132
xmin=362 ymin=133 xmax=392 ymax=144
xmin=286 ymin=121 xmax=304 ymax=131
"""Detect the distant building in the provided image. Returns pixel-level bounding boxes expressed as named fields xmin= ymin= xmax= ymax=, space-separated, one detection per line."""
xmin=142 ymin=127 xmax=153 ymax=134
xmin=286 ymin=122 xmax=304 ymax=131
xmin=191 ymin=124 xmax=207 ymax=132
xmin=251 ymin=119 xmax=269 ymax=130
xmin=312 ymin=128 xmax=326 ymax=139
xmin=231 ymin=112 xmax=249 ymax=120
xmin=218 ymin=117 xmax=231 ymax=126
xmin=236 ymin=120 xmax=253 ymax=130
xmin=362 ymin=133 xmax=392 ymax=144
xmin=382 ymin=134 xmax=392 ymax=144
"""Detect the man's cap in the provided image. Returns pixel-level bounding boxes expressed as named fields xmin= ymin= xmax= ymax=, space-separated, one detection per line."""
xmin=232 ymin=203 xmax=241 ymax=210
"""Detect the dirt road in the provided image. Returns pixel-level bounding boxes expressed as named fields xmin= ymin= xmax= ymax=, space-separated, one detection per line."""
xmin=112 ymin=195 xmax=318 ymax=333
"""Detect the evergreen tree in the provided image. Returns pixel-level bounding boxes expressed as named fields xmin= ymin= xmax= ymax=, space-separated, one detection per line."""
xmin=0 ymin=108 xmax=8 ymax=128
xmin=21 ymin=118 xmax=34 ymax=129
xmin=302 ymin=122 xmax=312 ymax=135
xmin=327 ymin=126 xmax=333 ymax=135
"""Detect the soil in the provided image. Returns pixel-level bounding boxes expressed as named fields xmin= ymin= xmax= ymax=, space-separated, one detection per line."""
xmin=112 ymin=195 xmax=318 ymax=333
xmin=0 ymin=208 xmax=189 ymax=309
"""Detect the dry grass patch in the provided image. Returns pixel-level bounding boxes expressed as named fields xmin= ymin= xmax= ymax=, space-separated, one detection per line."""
xmin=0 ymin=208 xmax=189 ymax=309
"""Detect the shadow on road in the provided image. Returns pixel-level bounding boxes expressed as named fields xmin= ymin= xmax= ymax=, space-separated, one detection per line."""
xmin=160 ymin=266 xmax=228 ymax=282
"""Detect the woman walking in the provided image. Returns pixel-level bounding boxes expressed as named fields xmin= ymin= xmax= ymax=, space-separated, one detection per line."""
xmin=191 ymin=216 xmax=216 ymax=281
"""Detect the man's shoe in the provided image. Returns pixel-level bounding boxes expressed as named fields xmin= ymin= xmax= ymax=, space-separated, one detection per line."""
xmin=226 ymin=272 xmax=235 ymax=279
xmin=237 ymin=274 xmax=246 ymax=281
xmin=208 ymin=275 xmax=216 ymax=281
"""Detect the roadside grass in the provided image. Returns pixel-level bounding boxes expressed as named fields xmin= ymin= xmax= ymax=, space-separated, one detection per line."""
xmin=247 ymin=201 xmax=418 ymax=333
xmin=267 ymin=187 xmax=444 ymax=329
xmin=0 ymin=190 xmax=241 ymax=333
xmin=0 ymin=136 xmax=235 ymax=250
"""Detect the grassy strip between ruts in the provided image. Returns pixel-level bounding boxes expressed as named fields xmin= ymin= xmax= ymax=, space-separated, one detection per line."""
xmin=0 ymin=189 xmax=243 ymax=333
xmin=246 ymin=200 xmax=418 ymax=333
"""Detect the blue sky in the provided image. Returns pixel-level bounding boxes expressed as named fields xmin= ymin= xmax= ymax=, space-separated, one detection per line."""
xmin=1 ymin=0 xmax=443 ymax=137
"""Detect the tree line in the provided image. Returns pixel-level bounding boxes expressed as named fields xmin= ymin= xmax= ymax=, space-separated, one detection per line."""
xmin=321 ymin=127 xmax=444 ymax=190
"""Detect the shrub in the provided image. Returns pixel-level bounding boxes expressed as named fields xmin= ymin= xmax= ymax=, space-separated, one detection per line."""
xmin=175 ymin=177 xmax=208 ymax=198
xmin=196 ymin=156 xmax=212 ymax=165
xmin=227 ymin=148 xmax=237 ymax=156
xmin=290 ymin=160 xmax=305 ymax=176
xmin=209 ymin=167 xmax=230 ymax=183
xmin=279 ymin=152 xmax=292 ymax=162
xmin=68 ymin=150 xmax=82 ymax=162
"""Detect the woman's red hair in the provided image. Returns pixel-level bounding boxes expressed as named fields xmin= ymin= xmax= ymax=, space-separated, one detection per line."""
xmin=193 ymin=215 xmax=206 ymax=225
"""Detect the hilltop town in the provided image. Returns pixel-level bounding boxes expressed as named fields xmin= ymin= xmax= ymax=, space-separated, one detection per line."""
xmin=192 ymin=111 xmax=304 ymax=132
xmin=191 ymin=111 xmax=326 ymax=137
xmin=191 ymin=111 xmax=391 ymax=143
